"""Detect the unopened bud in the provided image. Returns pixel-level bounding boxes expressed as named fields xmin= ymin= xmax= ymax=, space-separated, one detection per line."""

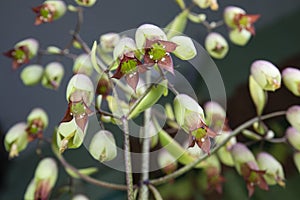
xmin=205 ymin=32 xmax=229 ymax=59
xmin=158 ymin=149 xmax=177 ymax=174
xmin=100 ymin=33 xmax=120 ymax=52
xmin=282 ymin=67 xmax=300 ymax=96
xmin=20 ymin=65 xmax=44 ymax=86
xmin=42 ymin=62 xmax=64 ymax=90
xmin=286 ymin=127 xmax=300 ymax=150
xmin=286 ymin=105 xmax=300 ymax=132
xmin=75 ymin=0 xmax=97 ymax=7
xmin=229 ymin=28 xmax=252 ymax=46
xmin=73 ymin=54 xmax=93 ymax=76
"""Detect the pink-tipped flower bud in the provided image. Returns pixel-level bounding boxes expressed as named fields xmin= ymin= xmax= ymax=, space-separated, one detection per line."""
xmin=285 ymin=127 xmax=300 ymax=150
xmin=205 ymin=32 xmax=229 ymax=59
xmin=282 ymin=67 xmax=300 ymax=96
xmin=20 ymin=65 xmax=44 ymax=86
xmin=250 ymin=60 xmax=281 ymax=91
xmin=286 ymin=105 xmax=300 ymax=132
xmin=100 ymin=33 xmax=120 ymax=52
xmin=75 ymin=0 xmax=97 ymax=7
xmin=73 ymin=54 xmax=94 ymax=76
xmin=257 ymin=152 xmax=285 ymax=187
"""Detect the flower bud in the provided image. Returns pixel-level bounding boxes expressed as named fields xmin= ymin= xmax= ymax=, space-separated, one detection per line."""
xmin=215 ymin=131 xmax=236 ymax=166
xmin=293 ymin=152 xmax=300 ymax=173
xmin=32 ymin=0 xmax=66 ymax=25
xmin=42 ymin=62 xmax=64 ymax=89
xmin=229 ymin=28 xmax=252 ymax=46
xmin=193 ymin=0 xmax=218 ymax=10
xmin=282 ymin=67 xmax=300 ymax=96
xmin=20 ymin=65 xmax=44 ymax=86
xmin=47 ymin=46 xmax=62 ymax=54
xmin=4 ymin=38 xmax=39 ymax=69
xmin=188 ymin=13 xmax=206 ymax=23
xmin=224 ymin=6 xmax=246 ymax=28
xmin=169 ymin=36 xmax=197 ymax=60
xmin=4 ymin=122 xmax=28 ymax=159
xmin=158 ymin=149 xmax=177 ymax=174
xmin=250 ymin=60 xmax=281 ymax=91
xmin=75 ymin=0 xmax=97 ymax=7
xmin=56 ymin=119 xmax=85 ymax=153
xmin=204 ymin=101 xmax=227 ymax=131
xmin=100 ymin=33 xmax=120 ymax=52
xmin=89 ymin=130 xmax=117 ymax=162
xmin=66 ymin=74 xmax=94 ymax=106
xmin=166 ymin=10 xmax=188 ymax=38
xmin=286 ymin=105 xmax=300 ymax=131
xmin=173 ymin=94 xmax=204 ymax=132
xmin=72 ymin=194 xmax=89 ymax=200
xmin=73 ymin=54 xmax=94 ymax=76
xmin=249 ymin=75 xmax=267 ymax=116
xmin=205 ymin=32 xmax=229 ymax=59
xmin=285 ymin=127 xmax=300 ymax=150
xmin=135 ymin=24 xmax=167 ymax=50
xmin=257 ymin=152 xmax=285 ymax=186
xmin=27 ymin=108 xmax=49 ymax=139
xmin=24 ymin=157 xmax=58 ymax=200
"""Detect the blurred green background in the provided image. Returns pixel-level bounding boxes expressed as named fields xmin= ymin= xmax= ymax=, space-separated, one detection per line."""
xmin=1 ymin=0 xmax=300 ymax=199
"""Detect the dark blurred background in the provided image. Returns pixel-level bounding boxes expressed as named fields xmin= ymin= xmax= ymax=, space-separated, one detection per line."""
xmin=1 ymin=0 xmax=300 ymax=199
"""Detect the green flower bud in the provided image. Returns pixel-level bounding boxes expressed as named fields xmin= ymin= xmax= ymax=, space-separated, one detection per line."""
xmin=75 ymin=0 xmax=97 ymax=7
xmin=72 ymin=194 xmax=89 ymax=200
xmin=188 ymin=12 xmax=206 ymax=23
xmin=293 ymin=152 xmax=300 ymax=173
xmin=4 ymin=122 xmax=28 ymax=159
xmin=24 ymin=157 xmax=58 ymax=200
xmin=229 ymin=28 xmax=252 ymax=46
xmin=113 ymin=37 xmax=137 ymax=60
xmin=42 ymin=62 xmax=64 ymax=89
xmin=286 ymin=105 xmax=300 ymax=132
xmin=215 ymin=131 xmax=236 ymax=166
xmin=205 ymin=32 xmax=229 ymax=59
xmin=282 ymin=67 xmax=300 ymax=96
xmin=249 ymin=75 xmax=267 ymax=116
xmin=73 ymin=54 xmax=94 ymax=76
xmin=257 ymin=152 xmax=285 ymax=186
xmin=250 ymin=60 xmax=281 ymax=91
xmin=20 ymin=65 xmax=44 ymax=86
xmin=56 ymin=119 xmax=85 ymax=153
xmin=27 ymin=108 xmax=49 ymax=136
xmin=100 ymin=33 xmax=120 ymax=52
xmin=158 ymin=149 xmax=178 ymax=174
xmin=224 ymin=6 xmax=246 ymax=29
xmin=173 ymin=94 xmax=205 ymax=132
xmin=67 ymin=5 xmax=79 ymax=12
xmin=231 ymin=143 xmax=256 ymax=174
xmin=170 ymin=36 xmax=197 ymax=60
xmin=46 ymin=46 xmax=62 ymax=54
xmin=135 ymin=24 xmax=167 ymax=50
xmin=193 ymin=0 xmax=218 ymax=10
xmin=166 ymin=10 xmax=188 ymax=38
xmin=286 ymin=127 xmax=300 ymax=150
xmin=89 ymin=130 xmax=117 ymax=162
xmin=66 ymin=74 xmax=94 ymax=106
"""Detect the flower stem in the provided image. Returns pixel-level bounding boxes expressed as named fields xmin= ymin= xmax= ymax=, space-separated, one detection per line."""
xmin=149 ymin=110 xmax=286 ymax=185
xmin=122 ymin=117 xmax=134 ymax=200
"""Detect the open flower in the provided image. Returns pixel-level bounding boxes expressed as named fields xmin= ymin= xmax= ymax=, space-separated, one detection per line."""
xmin=42 ymin=62 xmax=65 ymax=90
xmin=4 ymin=38 xmax=39 ymax=69
xmin=26 ymin=108 xmax=49 ymax=141
xmin=32 ymin=0 xmax=66 ymax=25
xmin=231 ymin=143 xmax=268 ymax=197
xmin=205 ymin=32 xmax=229 ymax=59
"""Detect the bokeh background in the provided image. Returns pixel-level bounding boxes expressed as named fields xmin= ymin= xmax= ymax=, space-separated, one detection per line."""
xmin=1 ymin=0 xmax=300 ymax=199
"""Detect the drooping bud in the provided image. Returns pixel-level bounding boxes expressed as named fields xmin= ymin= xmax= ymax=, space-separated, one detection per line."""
xmin=204 ymin=101 xmax=227 ymax=132
xmin=75 ymin=0 xmax=97 ymax=7
xmin=249 ymin=75 xmax=267 ymax=116
xmin=4 ymin=38 xmax=39 ymax=69
xmin=285 ymin=127 xmax=300 ymax=150
xmin=4 ymin=122 xmax=28 ymax=159
xmin=205 ymin=32 xmax=229 ymax=59
xmin=231 ymin=143 xmax=256 ymax=173
xmin=26 ymin=108 xmax=49 ymax=140
xmin=187 ymin=13 xmax=206 ymax=23
xmin=73 ymin=54 xmax=93 ymax=76
xmin=250 ymin=60 xmax=281 ymax=91
xmin=100 ymin=33 xmax=120 ymax=52
xmin=158 ymin=149 xmax=178 ymax=174
xmin=89 ymin=130 xmax=117 ymax=162
xmin=46 ymin=46 xmax=62 ymax=54
xmin=24 ymin=157 xmax=58 ymax=200
xmin=20 ymin=65 xmax=44 ymax=86
xmin=72 ymin=194 xmax=89 ymax=200
xmin=193 ymin=0 xmax=219 ymax=10
xmin=32 ymin=0 xmax=66 ymax=25
xmin=215 ymin=131 xmax=236 ymax=166
xmin=66 ymin=74 xmax=94 ymax=106
xmin=169 ymin=36 xmax=197 ymax=60
xmin=229 ymin=28 xmax=252 ymax=46
xmin=286 ymin=105 xmax=300 ymax=132
xmin=56 ymin=119 xmax=85 ymax=153
xmin=257 ymin=152 xmax=285 ymax=187
xmin=42 ymin=62 xmax=64 ymax=90
xmin=282 ymin=67 xmax=300 ymax=96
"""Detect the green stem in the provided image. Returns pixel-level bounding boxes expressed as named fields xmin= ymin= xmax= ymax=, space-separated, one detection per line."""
xmin=122 ymin=117 xmax=134 ymax=200
xmin=150 ymin=110 xmax=286 ymax=186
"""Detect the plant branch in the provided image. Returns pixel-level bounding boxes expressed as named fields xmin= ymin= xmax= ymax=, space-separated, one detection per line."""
xmin=149 ymin=110 xmax=286 ymax=185
xmin=122 ymin=116 xmax=134 ymax=200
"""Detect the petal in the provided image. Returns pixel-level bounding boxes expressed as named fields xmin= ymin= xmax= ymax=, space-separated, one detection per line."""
xmin=75 ymin=114 xmax=88 ymax=132
xmin=111 ymin=64 xmax=124 ymax=79
xmin=158 ymin=55 xmax=174 ymax=74
xmin=61 ymin=103 xmax=73 ymax=123
xmin=170 ymin=36 xmax=197 ymax=60
xmin=143 ymin=53 xmax=155 ymax=67
xmin=246 ymin=183 xmax=255 ymax=197
xmin=188 ymin=134 xmax=196 ymax=147
xmin=201 ymin=138 xmax=211 ymax=154
xmin=126 ymin=72 xmax=139 ymax=92
xmin=157 ymin=40 xmax=177 ymax=52
xmin=113 ymin=37 xmax=136 ymax=60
